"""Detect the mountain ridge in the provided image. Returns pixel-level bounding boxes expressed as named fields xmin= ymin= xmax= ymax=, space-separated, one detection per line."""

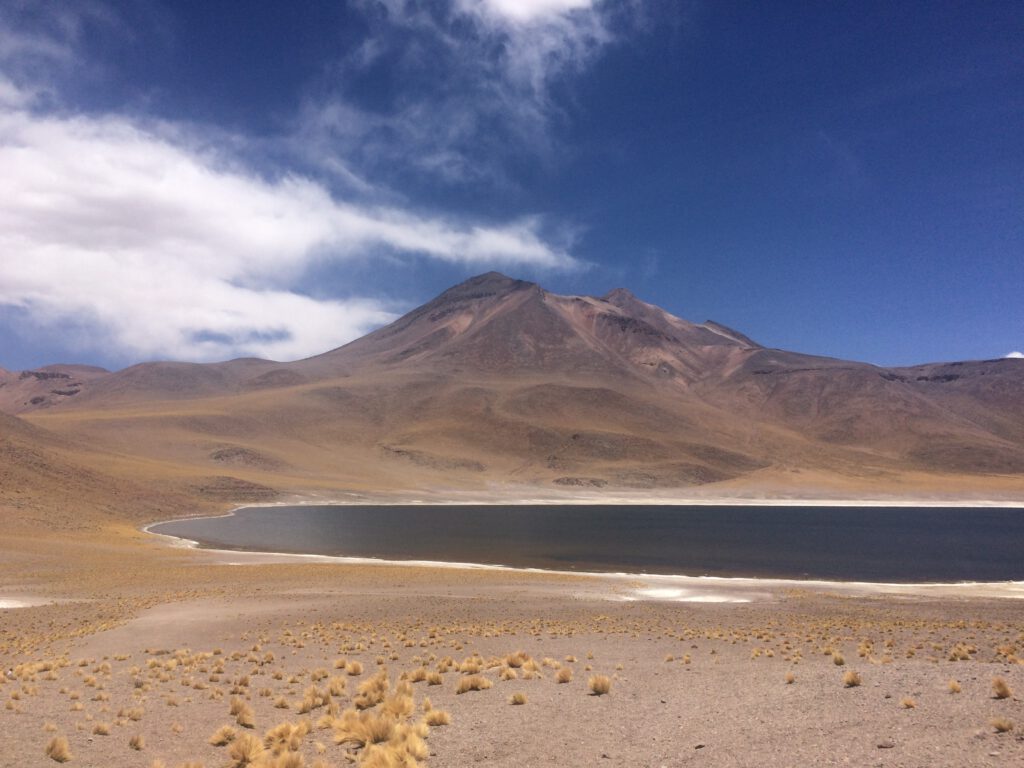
xmin=5 ymin=272 xmax=1024 ymax=498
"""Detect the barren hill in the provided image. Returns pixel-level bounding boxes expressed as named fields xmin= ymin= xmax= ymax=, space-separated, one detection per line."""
xmin=6 ymin=272 xmax=1024 ymax=502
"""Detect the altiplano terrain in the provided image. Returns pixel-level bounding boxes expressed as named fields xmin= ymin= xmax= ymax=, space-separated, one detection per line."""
xmin=2 ymin=273 xmax=1023 ymax=768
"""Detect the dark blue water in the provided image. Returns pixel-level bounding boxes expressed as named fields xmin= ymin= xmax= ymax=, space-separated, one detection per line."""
xmin=149 ymin=504 xmax=1024 ymax=582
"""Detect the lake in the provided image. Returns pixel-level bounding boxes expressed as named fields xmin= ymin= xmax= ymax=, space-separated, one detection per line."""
xmin=148 ymin=504 xmax=1024 ymax=582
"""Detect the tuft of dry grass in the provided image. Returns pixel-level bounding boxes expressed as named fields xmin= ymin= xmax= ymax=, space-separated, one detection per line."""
xmin=842 ymin=670 xmax=862 ymax=688
xmin=210 ymin=724 xmax=238 ymax=746
xmin=327 ymin=676 xmax=346 ymax=697
xmin=831 ymin=651 xmax=845 ymax=666
xmin=556 ymin=667 xmax=573 ymax=684
xmin=236 ymin=702 xmax=255 ymax=728
xmin=228 ymin=732 xmax=265 ymax=766
xmin=92 ymin=722 xmax=111 ymax=736
xmin=129 ymin=733 xmax=145 ymax=750
xmin=354 ymin=670 xmax=389 ymax=710
xmin=45 ymin=735 xmax=72 ymax=763
xmin=785 ymin=672 xmax=795 ymax=685
xmin=900 ymin=697 xmax=916 ymax=709
xmin=991 ymin=717 xmax=1014 ymax=733
xmin=424 ymin=709 xmax=450 ymax=727
xmin=588 ymin=675 xmax=611 ymax=696
xmin=455 ymin=674 xmax=493 ymax=694
xmin=947 ymin=679 xmax=961 ymax=694
xmin=345 ymin=661 xmax=363 ymax=676
xmin=992 ymin=677 xmax=1012 ymax=700
xmin=509 ymin=692 xmax=527 ymax=705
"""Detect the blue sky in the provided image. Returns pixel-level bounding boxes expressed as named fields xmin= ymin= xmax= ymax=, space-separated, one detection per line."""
xmin=0 ymin=0 xmax=1021 ymax=371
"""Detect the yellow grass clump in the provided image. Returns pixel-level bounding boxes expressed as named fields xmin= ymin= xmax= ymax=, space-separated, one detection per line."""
xmin=327 ymin=676 xmax=347 ymax=697
xmin=129 ymin=734 xmax=145 ymax=750
xmin=92 ymin=722 xmax=111 ymax=736
xmin=264 ymin=720 xmax=309 ymax=754
xmin=992 ymin=677 xmax=1012 ymax=700
xmin=455 ymin=675 xmax=493 ymax=694
xmin=424 ymin=709 xmax=451 ymax=727
xmin=832 ymin=651 xmax=845 ymax=666
xmin=45 ymin=735 xmax=72 ymax=763
xmin=991 ymin=717 xmax=1014 ymax=733
xmin=346 ymin=661 xmax=363 ymax=676
xmin=843 ymin=670 xmax=862 ymax=688
xmin=236 ymin=702 xmax=256 ymax=728
xmin=509 ymin=692 xmax=527 ymax=705
xmin=900 ymin=697 xmax=916 ymax=709
xmin=354 ymin=670 xmax=389 ymax=710
xmin=785 ymin=672 xmax=795 ymax=685
xmin=229 ymin=732 xmax=265 ymax=766
xmin=947 ymin=679 xmax=962 ymax=694
xmin=334 ymin=709 xmax=396 ymax=747
xmin=588 ymin=675 xmax=612 ymax=696
xmin=556 ymin=667 xmax=573 ymax=684
xmin=210 ymin=724 xmax=238 ymax=746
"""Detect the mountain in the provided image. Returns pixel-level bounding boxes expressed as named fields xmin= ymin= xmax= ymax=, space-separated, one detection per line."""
xmin=6 ymin=272 xmax=1024 ymax=500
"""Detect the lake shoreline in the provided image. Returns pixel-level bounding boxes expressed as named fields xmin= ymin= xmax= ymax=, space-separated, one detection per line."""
xmin=144 ymin=503 xmax=1024 ymax=598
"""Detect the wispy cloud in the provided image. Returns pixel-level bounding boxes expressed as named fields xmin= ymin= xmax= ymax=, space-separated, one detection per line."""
xmin=0 ymin=89 xmax=577 ymax=363
xmin=301 ymin=0 xmax=622 ymax=186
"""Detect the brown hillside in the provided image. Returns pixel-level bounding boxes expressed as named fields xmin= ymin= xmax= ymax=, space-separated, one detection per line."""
xmin=6 ymin=272 xmax=1024 ymax=502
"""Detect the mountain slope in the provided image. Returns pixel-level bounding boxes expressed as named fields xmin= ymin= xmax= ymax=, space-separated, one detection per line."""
xmin=8 ymin=272 xmax=1024 ymax=498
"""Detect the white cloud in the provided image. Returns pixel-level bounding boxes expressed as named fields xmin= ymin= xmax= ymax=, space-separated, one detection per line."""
xmin=1006 ymin=351 xmax=1024 ymax=359
xmin=310 ymin=0 xmax=619 ymax=186
xmin=0 ymin=95 xmax=578 ymax=363
xmin=472 ymin=0 xmax=596 ymax=24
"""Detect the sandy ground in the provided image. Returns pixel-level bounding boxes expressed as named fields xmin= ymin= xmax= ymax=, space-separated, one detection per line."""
xmin=2 ymin=527 xmax=1024 ymax=768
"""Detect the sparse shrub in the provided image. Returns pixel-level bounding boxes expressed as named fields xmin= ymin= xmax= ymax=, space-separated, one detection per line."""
xmin=229 ymin=732 xmax=265 ymax=766
xmin=426 ymin=671 xmax=443 ymax=686
xmin=210 ymin=724 xmax=238 ymax=746
xmin=588 ymin=675 xmax=611 ymax=696
xmin=843 ymin=670 xmax=862 ymax=688
xmin=345 ymin=661 xmax=363 ymax=677
xmin=455 ymin=675 xmax=492 ymax=694
xmin=424 ymin=709 xmax=450 ymax=726
xmin=45 ymin=735 xmax=72 ymax=763
xmin=556 ymin=667 xmax=573 ymax=684
xmin=992 ymin=677 xmax=1012 ymax=700
xmin=509 ymin=692 xmax=527 ymax=705
xmin=354 ymin=670 xmax=389 ymax=710
xmin=327 ymin=676 xmax=346 ymax=697
xmin=991 ymin=717 xmax=1014 ymax=733
xmin=236 ymin=702 xmax=255 ymax=728
xmin=92 ymin=722 xmax=111 ymax=736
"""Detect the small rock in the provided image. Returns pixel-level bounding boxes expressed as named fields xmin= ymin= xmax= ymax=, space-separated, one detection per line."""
xmin=877 ymin=740 xmax=895 ymax=749
xmin=695 ymin=744 xmax=705 ymax=750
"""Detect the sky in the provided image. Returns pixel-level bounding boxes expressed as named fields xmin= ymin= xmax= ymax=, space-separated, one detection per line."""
xmin=0 ymin=0 xmax=1021 ymax=371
